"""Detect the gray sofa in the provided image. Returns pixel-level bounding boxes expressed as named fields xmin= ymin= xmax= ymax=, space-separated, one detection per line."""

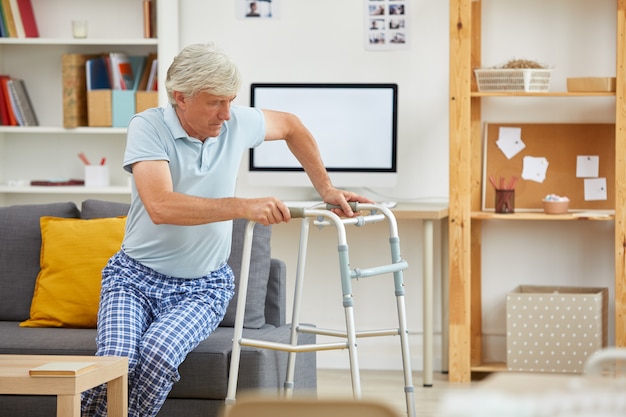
xmin=0 ymin=199 xmax=316 ymax=417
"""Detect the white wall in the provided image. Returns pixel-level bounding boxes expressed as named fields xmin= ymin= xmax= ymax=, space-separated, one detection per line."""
xmin=175 ymin=0 xmax=616 ymax=371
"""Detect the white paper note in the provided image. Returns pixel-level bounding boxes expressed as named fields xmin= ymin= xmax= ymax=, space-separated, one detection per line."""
xmin=521 ymin=156 xmax=549 ymax=183
xmin=584 ymin=177 xmax=607 ymax=201
xmin=576 ymin=155 xmax=599 ymax=178
xmin=496 ymin=127 xmax=525 ymax=160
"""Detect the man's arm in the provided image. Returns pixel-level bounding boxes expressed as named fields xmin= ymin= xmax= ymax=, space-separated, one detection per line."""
xmin=132 ymin=160 xmax=290 ymax=226
xmin=262 ymin=109 xmax=373 ymax=215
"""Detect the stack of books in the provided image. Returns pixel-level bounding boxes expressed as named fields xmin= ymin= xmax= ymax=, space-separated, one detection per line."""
xmin=62 ymin=52 xmax=158 ymax=128
xmin=0 ymin=75 xmax=38 ymax=126
xmin=0 ymin=0 xmax=39 ymax=38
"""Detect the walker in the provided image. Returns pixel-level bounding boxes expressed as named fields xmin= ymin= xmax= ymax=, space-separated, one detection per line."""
xmin=225 ymin=202 xmax=416 ymax=417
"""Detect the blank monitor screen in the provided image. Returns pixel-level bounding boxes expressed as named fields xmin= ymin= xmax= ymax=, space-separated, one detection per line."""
xmin=248 ymin=83 xmax=398 ymax=188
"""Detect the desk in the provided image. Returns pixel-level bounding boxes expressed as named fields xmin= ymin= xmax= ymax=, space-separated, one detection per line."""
xmin=0 ymin=355 xmax=128 ymax=417
xmin=392 ymin=202 xmax=449 ymax=387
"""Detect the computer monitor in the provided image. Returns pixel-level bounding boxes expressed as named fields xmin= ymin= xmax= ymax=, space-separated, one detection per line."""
xmin=247 ymin=83 xmax=398 ymax=189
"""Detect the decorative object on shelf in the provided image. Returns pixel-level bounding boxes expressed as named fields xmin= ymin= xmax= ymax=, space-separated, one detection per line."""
xmin=475 ymin=59 xmax=552 ymax=92
xmin=30 ymin=179 xmax=85 ymax=186
xmin=489 ymin=175 xmax=517 ymax=214
xmin=542 ymin=194 xmax=570 ymax=214
xmin=567 ymin=77 xmax=616 ymax=93
xmin=71 ymin=19 xmax=87 ymax=38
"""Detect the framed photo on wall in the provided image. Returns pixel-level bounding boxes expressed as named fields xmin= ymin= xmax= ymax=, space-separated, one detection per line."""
xmin=365 ymin=0 xmax=408 ymax=50
xmin=237 ymin=0 xmax=279 ymax=20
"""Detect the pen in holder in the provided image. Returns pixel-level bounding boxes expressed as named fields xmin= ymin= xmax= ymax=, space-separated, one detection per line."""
xmin=490 ymin=175 xmax=517 ymax=214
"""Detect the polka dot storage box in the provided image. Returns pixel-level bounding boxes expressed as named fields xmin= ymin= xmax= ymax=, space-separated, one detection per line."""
xmin=506 ymin=285 xmax=608 ymax=373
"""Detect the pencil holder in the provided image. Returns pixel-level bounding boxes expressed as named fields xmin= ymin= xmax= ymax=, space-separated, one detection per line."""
xmin=495 ymin=189 xmax=515 ymax=213
xmin=84 ymin=165 xmax=109 ymax=187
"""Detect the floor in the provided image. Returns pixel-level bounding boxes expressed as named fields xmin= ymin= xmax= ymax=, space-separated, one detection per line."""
xmin=316 ymin=369 xmax=474 ymax=417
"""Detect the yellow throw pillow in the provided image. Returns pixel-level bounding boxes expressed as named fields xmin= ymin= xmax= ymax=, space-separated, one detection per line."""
xmin=20 ymin=216 xmax=126 ymax=328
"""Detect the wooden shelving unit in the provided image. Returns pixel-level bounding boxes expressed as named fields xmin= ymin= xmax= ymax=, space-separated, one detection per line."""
xmin=448 ymin=0 xmax=626 ymax=382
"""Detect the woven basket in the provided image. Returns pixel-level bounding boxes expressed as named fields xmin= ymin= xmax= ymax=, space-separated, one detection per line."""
xmin=475 ymin=68 xmax=552 ymax=92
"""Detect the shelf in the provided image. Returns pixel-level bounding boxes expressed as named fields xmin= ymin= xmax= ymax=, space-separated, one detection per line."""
xmin=471 ymin=211 xmax=614 ymax=221
xmin=0 ymin=127 xmax=128 ymax=134
xmin=0 ymin=185 xmax=131 ymax=195
xmin=0 ymin=38 xmax=157 ymax=46
xmin=471 ymin=91 xmax=615 ymax=97
xmin=470 ymin=362 xmax=507 ymax=373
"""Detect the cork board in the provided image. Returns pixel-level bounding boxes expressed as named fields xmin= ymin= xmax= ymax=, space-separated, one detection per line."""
xmin=482 ymin=123 xmax=615 ymax=211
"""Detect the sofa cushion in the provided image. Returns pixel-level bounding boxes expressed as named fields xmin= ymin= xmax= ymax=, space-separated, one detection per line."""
xmin=20 ymin=216 xmax=126 ymax=328
xmin=0 ymin=322 xmax=98 ymax=356
xmin=222 ymin=220 xmax=272 ymax=329
xmin=80 ymin=199 xmax=130 ymax=219
xmin=0 ymin=202 xmax=80 ymax=322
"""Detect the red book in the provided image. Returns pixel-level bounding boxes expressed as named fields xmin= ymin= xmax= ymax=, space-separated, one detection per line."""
xmin=16 ymin=0 xmax=38 ymax=37
xmin=0 ymin=76 xmax=18 ymax=126
xmin=0 ymin=75 xmax=10 ymax=125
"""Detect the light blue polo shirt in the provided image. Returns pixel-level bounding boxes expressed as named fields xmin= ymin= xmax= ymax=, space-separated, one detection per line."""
xmin=121 ymin=104 xmax=266 ymax=278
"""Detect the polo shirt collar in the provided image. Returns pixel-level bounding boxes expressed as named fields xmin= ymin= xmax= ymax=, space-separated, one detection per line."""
xmin=164 ymin=103 xmax=220 ymax=145
xmin=164 ymin=104 xmax=190 ymax=141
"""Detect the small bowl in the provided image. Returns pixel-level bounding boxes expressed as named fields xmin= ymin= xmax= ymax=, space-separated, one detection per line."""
xmin=543 ymin=200 xmax=569 ymax=214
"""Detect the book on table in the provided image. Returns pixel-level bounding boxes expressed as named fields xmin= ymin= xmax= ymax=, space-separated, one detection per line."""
xmin=29 ymin=361 xmax=96 ymax=377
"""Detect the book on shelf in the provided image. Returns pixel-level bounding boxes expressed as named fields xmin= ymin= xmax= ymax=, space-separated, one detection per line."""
xmin=146 ymin=58 xmax=158 ymax=91
xmin=0 ymin=75 xmax=17 ymax=125
xmin=8 ymin=0 xmax=23 ymax=37
xmin=137 ymin=53 xmax=157 ymax=91
xmin=143 ymin=0 xmax=151 ymax=38
xmin=15 ymin=0 xmax=38 ymax=37
xmin=62 ymin=53 xmax=98 ymax=128
xmin=0 ymin=3 xmax=6 ymax=37
xmin=0 ymin=75 xmax=12 ymax=125
xmin=109 ymin=52 xmax=135 ymax=90
xmin=5 ymin=81 xmax=22 ymax=125
xmin=29 ymin=361 xmax=96 ymax=377
xmin=0 ymin=0 xmax=17 ymax=37
xmin=86 ymin=56 xmax=112 ymax=91
xmin=142 ymin=0 xmax=157 ymax=38
xmin=0 ymin=0 xmax=38 ymax=38
xmin=6 ymin=78 xmax=38 ymax=126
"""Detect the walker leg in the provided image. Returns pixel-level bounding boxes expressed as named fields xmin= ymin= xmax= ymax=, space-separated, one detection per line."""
xmin=396 ymin=291 xmax=416 ymax=417
xmin=283 ymin=218 xmax=312 ymax=397
xmin=390 ymin=232 xmax=416 ymax=417
xmin=337 ymin=240 xmax=363 ymax=399
xmin=344 ymin=304 xmax=362 ymax=399
xmin=225 ymin=221 xmax=257 ymax=405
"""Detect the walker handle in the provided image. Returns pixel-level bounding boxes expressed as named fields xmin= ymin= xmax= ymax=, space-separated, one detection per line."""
xmin=288 ymin=202 xmax=358 ymax=218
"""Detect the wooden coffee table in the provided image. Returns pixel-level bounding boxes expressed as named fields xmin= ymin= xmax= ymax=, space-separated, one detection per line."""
xmin=0 ymin=354 xmax=128 ymax=417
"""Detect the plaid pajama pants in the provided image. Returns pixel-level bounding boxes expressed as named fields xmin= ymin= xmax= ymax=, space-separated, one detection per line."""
xmin=81 ymin=250 xmax=235 ymax=417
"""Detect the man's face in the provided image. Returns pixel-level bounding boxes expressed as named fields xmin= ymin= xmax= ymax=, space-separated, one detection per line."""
xmin=175 ymin=91 xmax=236 ymax=140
